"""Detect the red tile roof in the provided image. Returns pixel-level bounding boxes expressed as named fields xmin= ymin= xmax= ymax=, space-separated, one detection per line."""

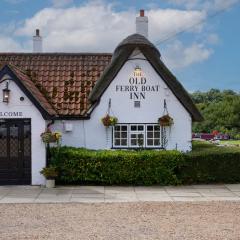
xmin=8 ymin=64 xmax=57 ymax=116
xmin=0 ymin=53 xmax=112 ymax=117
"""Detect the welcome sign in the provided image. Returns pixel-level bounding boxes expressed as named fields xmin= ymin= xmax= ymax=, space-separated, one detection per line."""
xmin=0 ymin=112 xmax=23 ymax=117
xmin=115 ymin=67 xmax=160 ymax=101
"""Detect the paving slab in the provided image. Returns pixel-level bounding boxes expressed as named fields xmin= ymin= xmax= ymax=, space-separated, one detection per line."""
xmin=225 ymin=184 xmax=240 ymax=191
xmin=0 ymin=184 xmax=239 ymax=203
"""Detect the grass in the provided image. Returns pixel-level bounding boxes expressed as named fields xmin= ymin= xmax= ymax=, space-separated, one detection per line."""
xmin=220 ymin=140 xmax=240 ymax=146
xmin=191 ymin=140 xmax=240 ymax=155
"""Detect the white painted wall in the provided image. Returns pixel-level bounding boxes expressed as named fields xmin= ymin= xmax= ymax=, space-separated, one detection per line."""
xmin=0 ymin=50 xmax=192 ymax=187
xmin=0 ymin=75 xmax=47 ymax=185
xmin=53 ymin=52 xmax=192 ymax=152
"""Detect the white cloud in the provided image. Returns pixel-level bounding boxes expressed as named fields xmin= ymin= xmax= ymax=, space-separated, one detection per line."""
xmin=168 ymin=0 xmax=239 ymax=11
xmin=148 ymin=8 xmax=206 ymax=43
xmin=15 ymin=1 xmax=207 ymax=53
xmin=0 ymin=0 xmax=220 ymax=69
xmin=50 ymin=0 xmax=73 ymax=8
xmin=162 ymin=40 xmax=212 ymax=69
xmin=0 ymin=36 xmax=22 ymax=52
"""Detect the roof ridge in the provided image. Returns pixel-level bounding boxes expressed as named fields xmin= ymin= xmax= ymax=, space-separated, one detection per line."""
xmin=0 ymin=52 xmax=112 ymax=56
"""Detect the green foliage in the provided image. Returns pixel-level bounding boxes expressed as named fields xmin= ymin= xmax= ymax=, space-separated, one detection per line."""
xmin=50 ymin=143 xmax=240 ymax=185
xmin=50 ymin=147 xmax=183 ymax=185
xmin=40 ymin=166 xmax=58 ymax=180
xmin=180 ymin=141 xmax=240 ymax=184
xmin=191 ymin=89 xmax=240 ymax=138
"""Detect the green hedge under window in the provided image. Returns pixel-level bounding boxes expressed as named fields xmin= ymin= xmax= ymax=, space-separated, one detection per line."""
xmin=50 ymin=143 xmax=240 ymax=185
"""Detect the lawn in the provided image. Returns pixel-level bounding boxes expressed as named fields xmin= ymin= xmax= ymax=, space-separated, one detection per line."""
xmin=220 ymin=140 xmax=240 ymax=146
xmin=191 ymin=140 xmax=240 ymax=154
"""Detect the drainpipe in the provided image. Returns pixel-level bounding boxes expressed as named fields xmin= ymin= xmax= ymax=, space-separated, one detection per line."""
xmin=46 ymin=120 xmax=55 ymax=166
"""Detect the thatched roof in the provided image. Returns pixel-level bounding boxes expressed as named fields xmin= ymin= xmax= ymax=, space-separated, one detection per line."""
xmin=89 ymin=34 xmax=203 ymax=122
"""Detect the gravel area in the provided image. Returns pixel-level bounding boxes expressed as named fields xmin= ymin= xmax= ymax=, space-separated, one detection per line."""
xmin=0 ymin=202 xmax=240 ymax=240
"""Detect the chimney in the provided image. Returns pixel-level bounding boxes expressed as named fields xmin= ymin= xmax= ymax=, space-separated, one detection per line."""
xmin=33 ymin=29 xmax=42 ymax=53
xmin=136 ymin=9 xmax=148 ymax=38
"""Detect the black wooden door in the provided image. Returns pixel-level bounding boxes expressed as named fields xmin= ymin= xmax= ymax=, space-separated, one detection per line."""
xmin=0 ymin=119 xmax=31 ymax=185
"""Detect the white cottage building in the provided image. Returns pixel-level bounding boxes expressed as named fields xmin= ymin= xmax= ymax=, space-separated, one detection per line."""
xmin=0 ymin=11 xmax=203 ymax=185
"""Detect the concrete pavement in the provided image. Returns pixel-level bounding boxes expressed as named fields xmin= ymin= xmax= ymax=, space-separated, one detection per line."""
xmin=1 ymin=184 xmax=240 ymax=203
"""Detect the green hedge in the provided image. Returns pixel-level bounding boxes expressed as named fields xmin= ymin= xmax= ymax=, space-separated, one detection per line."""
xmin=50 ymin=143 xmax=240 ymax=185
xmin=180 ymin=149 xmax=240 ymax=184
xmin=50 ymin=147 xmax=184 ymax=185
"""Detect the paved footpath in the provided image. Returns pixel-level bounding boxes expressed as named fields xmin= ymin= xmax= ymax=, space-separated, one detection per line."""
xmin=1 ymin=184 xmax=240 ymax=203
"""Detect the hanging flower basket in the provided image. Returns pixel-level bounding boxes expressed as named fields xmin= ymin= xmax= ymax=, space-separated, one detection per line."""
xmin=41 ymin=130 xmax=62 ymax=144
xmin=158 ymin=114 xmax=174 ymax=127
xmin=101 ymin=114 xmax=118 ymax=127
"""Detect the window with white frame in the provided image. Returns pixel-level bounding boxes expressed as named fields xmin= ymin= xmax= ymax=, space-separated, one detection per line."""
xmin=130 ymin=124 xmax=145 ymax=147
xmin=113 ymin=124 xmax=162 ymax=148
xmin=113 ymin=125 xmax=128 ymax=147
xmin=146 ymin=124 xmax=161 ymax=147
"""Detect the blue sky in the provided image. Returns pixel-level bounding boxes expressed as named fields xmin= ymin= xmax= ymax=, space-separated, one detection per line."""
xmin=0 ymin=0 xmax=239 ymax=92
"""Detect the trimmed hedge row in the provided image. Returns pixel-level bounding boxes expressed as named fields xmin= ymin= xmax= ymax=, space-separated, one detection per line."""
xmin=50 ymin=145 xmax=240 ymax=185
xmin=180 ymin=151 xmax=240 ymax=184
xmin=51 ymin=147 xmax=184 ymax=185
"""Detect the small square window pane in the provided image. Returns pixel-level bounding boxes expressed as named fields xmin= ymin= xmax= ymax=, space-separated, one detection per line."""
xmin=131 ymin=125 xmax=137 ymax=131
xmin=147 ymin=132 xmax=153 ymax=138
xmin=154 ymin=132 xmax=160 ymax=138
xmin=115 ymin=139 xmax=120 ymax=146
xmin=122 ymin=132 xmax=127 ymax=138
xmin=115 ymin=132 xmax=120 ymax=138
xmin=138 ymin=133 xmax=144 ymax=139
xmin=138 ymin=125 xmax=144 ymax=131
xmin=122 ymin=126 xmax=127 ymax=131
xmin=131 ymin=139 xmax=137 ymax=145
xmin=115 ymin=126 xmax=120 ymax=131
xmin=131 ymin=134 xmax=136 ymax=138
xmin=147 ymin=139 xmax=153 ymax=146
xmin=147 ymin=125 xmax=153 ymax=131
xmin=154 ymin=139 xmax=160 ymax=146
xmin=154 ymin=125 xmax=160 ymax=131
xmin=121 ymin=139 xmax=127 ymax=146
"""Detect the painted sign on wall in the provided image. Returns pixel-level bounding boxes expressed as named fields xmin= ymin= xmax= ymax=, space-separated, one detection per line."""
xmin=115 ymin=66 xmax=160 ymax=101
xmin=0 ymin=112 xmax=23 ymax=117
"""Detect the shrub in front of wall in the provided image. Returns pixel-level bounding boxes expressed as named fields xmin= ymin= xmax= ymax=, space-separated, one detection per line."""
xmin=180 ymin=149 xmax=240 ymax=184
xmin=50 ymin=144 xmax=240 ymax=185
xmin=50 ymin=147 xmax=184 ymax=185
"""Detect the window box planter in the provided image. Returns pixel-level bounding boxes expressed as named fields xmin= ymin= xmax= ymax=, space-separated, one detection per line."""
xmin=101 ymin=114 xmax=118 ymax=127
xmin=158 ymin=114 xmax=174 ymax=127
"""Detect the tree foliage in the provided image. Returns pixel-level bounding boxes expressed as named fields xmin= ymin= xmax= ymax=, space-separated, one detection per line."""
xmin=191 ymin=89 xmax=240 ymax=138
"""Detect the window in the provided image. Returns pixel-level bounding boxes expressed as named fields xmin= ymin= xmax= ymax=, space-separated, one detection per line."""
xmin=113 ymin=125 xmax=128 ymax=147
xmin=146 ymin=125 xmax=161 ymax=147
xmin=130 ymin=124 xmax=145 ymax=147
xmin=113 ymin=124 xmax=162 ymax=148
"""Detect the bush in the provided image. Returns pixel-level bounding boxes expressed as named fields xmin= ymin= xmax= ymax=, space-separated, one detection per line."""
xmin=50 ymin=147 xmax=184 ymax=185
xmin=50 ymin=142 xmax=240 ymax=185
xmin=180 ymin=151 xmax=240 ymax=184
xmin=180 ymin=141 xmax=240 ymax=184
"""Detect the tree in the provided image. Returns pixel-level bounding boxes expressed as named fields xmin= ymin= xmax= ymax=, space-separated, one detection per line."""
xmin=191 ymin=89 xmax=240 ymax=138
